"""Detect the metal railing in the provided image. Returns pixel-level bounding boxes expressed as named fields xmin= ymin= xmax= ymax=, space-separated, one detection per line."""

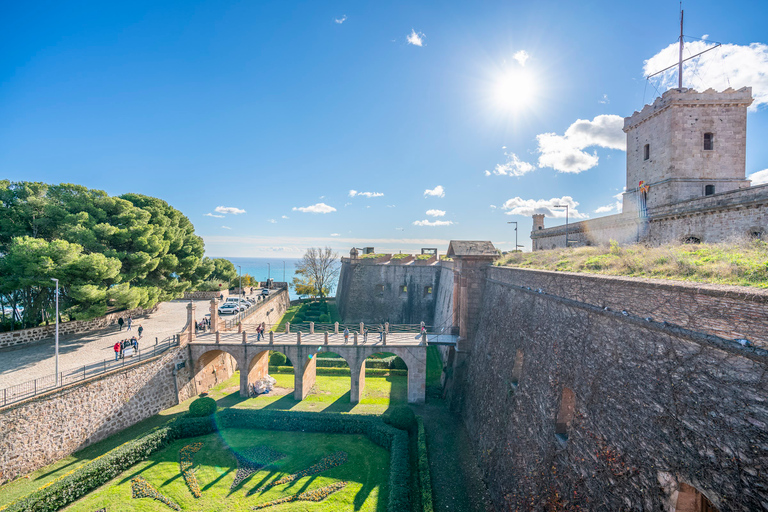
xmin=1 ymin=336 xmax=179 ymax=408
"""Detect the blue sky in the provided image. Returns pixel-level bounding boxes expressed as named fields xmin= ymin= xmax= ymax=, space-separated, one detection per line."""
xmin=2 ymin=0 xmax=767 ymax=256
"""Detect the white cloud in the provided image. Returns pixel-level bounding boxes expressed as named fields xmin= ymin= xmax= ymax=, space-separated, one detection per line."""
xmin=424 ymin=185 xmax=445 ymax=198
xmin=413 ymin=219 xmax=453 ymax=227
xmin=281 ymin=215 xmax=289 ymax=219
xmin=513 ymin=50 xmax=529 ymax=66
xmin=268 ymin=219 xmax=277 ymax=224
xmin=426 ymin=209 xmax=446 ymax=217
xmin=536 ymin=114 xmax=625 ymax=173
xmin=748 ymin=169 xmax=768 ymax=185
xmin=501 ymin=196 xmax=588 ymax=219
xmin=599 ymin=94 xmax=610 ymax=104
xmin=595 ymin=189 xmax=625 ymax=214
xmin=215 ymin=206 xmax=246 ymax=215
xmin=204 ymin=213 xmax=225 ymax=218
xmin=644 ymin=41 xmax=768 ymax=109
xmin=335 ymin=15 xmax=347 ymax=24
xmin=491 ymin=151 xmax=535 ymax=177
xmin=292 ymin=203 xmax=337 ymax=214
xmin=407 ymin=29 xmax=425 ymax=47
xmin=386 ymin=204 xmax=396 ymax=208
xmin=330 ymin=233 xmax=340 ymax=237
xmin=490 ymin=205 xmax=497 ymax=209
xmin=222 ymin=226 xmax=232 ymax=230
xmin=349 ymin=190 xmax=384 ymax=198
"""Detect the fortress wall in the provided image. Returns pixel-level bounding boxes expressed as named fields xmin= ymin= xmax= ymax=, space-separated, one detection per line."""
xmin=460 ymin=272 xmax=768 ymax=511
xmin=487 ymin=266 xmax=768 ymax=347
xmin=237 ymin=288 xmax=291 ymax=331
xmin=0 ymin=305 xmax=157 ymax=350
xmin=335 ymin=261 xmax=440 ymax=324
xmin=0 ymin=344 xmax=198 ymax=485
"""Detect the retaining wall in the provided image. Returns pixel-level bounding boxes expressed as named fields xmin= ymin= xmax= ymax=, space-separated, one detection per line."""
xmin=0 ymin=306 xmax=157 ymax=350
xmin=459 ymin=267 xmax=768 ymax=511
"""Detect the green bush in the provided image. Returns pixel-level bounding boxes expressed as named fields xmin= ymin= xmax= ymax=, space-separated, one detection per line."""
xmin=416 ymin=417 xmax=434 ymax=512
xmin=269 ymin=351 xmax=287 ymax=366
xmin=318 ymin=314 xmax=331 ymax=323
xmin=268 ymin=365 xmax=406 ymax=377
xmin=387 ymin=406 xmax=416 ymax=431
xmin=391 ymin=357 xmax=408 ymax=370
xmin=188 ymin=396 xmax=217 ymax=417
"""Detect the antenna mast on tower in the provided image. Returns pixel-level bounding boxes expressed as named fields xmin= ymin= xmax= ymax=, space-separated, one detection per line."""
xmin=678 ymin=9 xmax=684 ymax=89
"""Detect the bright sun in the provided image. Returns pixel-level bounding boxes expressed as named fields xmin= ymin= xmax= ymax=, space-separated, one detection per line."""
xmin=493 ymin=69 xmax=537 ymax=111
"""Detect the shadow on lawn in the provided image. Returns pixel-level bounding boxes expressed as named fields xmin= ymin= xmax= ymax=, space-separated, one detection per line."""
xmin=323 ymin=391 xmax=355 ymax=413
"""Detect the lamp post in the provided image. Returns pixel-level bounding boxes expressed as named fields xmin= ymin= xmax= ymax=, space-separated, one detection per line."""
xmin=50 ymin=278 xmax=59 ymax=386
xmin=553 ymin=204 xmax=569 ymax=248
xmin=507 ymin=221 xmax=519 ymax=253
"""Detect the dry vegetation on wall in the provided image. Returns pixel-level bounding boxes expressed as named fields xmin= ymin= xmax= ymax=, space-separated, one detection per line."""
xmin=497 ymin=240 xmax=768 ymax=288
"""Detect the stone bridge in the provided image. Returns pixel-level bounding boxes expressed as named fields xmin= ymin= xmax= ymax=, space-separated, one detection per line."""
xmin=188 ymin=330 xmax=436 ymax=404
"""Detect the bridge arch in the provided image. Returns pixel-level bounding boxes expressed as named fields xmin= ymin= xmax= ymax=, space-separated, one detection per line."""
xmin=356 ymin=348 xmax=425 ymax=404
xmin=191 ymin=347 xmax=241 ymax=396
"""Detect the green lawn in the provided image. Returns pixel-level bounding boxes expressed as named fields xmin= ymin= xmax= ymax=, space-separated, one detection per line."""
xmin=63 ymin=428 xmax=389 ymax=512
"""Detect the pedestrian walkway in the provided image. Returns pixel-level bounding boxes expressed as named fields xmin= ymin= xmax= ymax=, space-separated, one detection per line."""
xmin=0 ymin=300 xmax=210 ymax=389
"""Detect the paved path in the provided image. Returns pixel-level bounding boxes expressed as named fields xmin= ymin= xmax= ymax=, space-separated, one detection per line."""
xmin=0 ymin=300 xmax=211 ymax=389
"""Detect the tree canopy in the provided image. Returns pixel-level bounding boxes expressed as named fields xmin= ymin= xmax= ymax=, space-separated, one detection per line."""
xmin=0 ymin=181 xmax=212 ymax=328
xmin=292 ymin=247 xmax=340 ymax=299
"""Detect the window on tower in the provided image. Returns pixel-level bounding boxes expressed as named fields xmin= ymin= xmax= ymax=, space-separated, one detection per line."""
xmin=704 ymin=132 xmax=714 ymax=151
xmin=705 ymin=184 xmax=715 ymax=196
xmin=643 ymin=144 xmax=650 ymax=161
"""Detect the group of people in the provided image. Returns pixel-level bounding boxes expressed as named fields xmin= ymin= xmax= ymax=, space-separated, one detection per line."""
xmin=116 ymin=316 xmax=143 ymax=338
xmin=342 ymin=325 xmax=385 ymax=343
xmin=113 ymin=337 xmax=139 ymax=360
xmin=255 ymin=322 xmax=267 ymax=341
xmin=196 ymin=317 xmax=211 ymax=333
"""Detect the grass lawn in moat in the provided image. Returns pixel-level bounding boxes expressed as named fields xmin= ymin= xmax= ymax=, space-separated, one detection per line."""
xmin=63 ymin=428 xmax=389 ymax=512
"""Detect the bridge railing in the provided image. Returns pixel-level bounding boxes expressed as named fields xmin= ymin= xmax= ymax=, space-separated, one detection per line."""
xmin=0 ymin=336 xmax=179 ymax=408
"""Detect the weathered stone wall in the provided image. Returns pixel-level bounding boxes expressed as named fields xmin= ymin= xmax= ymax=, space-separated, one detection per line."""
xmin=240 ymin=288 xmax=291 ymax=331
xmin=336 ymin=260 xmax=441 ymax=324
xmin=458 ymin=268 xmax=768 ymax=511
xmin=0 ymin=305 xmax=158 ymax=350
xmin=0 ymin=344 xmax=195 ymax=485
xmin=182 ymin=289 xmax=230 ymax=300
xmin=487 ymin=266 xmax=768 ymax=347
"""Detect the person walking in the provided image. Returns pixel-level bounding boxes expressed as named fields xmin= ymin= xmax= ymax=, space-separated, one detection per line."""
xmin=126 ymin=316 xmax=132 ymax=331
xmin=137 ymin=324 xmax=144 ymax=339
xmin=378 ymin=325 xmax=384 ymax=343
xmin=113 ymin=341 xmax=120 ymax=361
xmin=117 ymin=317 xmax=124 ymax=331
xmin=363 ymin=328 xmax=369 ymax=343
xmin=343 ymin=327 xmax=349 ymax=344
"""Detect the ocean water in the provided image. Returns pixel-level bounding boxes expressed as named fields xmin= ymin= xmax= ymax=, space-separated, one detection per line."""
xmin=224 ymin=257 xmax=303 ymax=299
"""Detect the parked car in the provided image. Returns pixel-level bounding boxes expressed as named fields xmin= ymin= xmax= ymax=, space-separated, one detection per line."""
xmin=225 ymin=298 xmax=250 ymax=309
xmin=218 ymin=303 xmax=240 ymax=315
xmin=261 ymin=288 xmax=270 ymax=296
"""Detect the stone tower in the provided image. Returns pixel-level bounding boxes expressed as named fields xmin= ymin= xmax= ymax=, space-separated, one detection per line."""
xmin=532 ymin=214 xmax=545 ymax=232
xmin=622 ymin=87 xmax=753 ymax=214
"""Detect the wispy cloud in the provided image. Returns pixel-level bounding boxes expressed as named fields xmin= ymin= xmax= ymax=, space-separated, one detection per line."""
xmin=407 ymin=29 xmax=425 ymax=47
xmin=215 ymin=206 xmax=246 ymax=215
xmin=536 ymin=114 xmax=625 ymax=173
xmin=349 ymin=190 xmax=384 ymax=198
xmin=644 ymin=41 xmax=768 ymax=109
xmin=330 ymin=233 xmax=340 ymax=237
xmin=501 ymin=196 xmax=588 ymax=219
xmin=222 ymin=226 xmax=232 ymax=230
xmin=748 ymin=169 xmax=768 ymax=185
xmin=292 ymin=203 xmax=337 ymax=214
xmin=204 ymin=213 xmax=225 ymax=218
xmin=594 ymin=189 xmax=625 ymax=214
xmin=386 ymin=204 xmax=396 ymax=208
xmin=281 ymin=215 xmax=289 ymax=219
xmin=268 ymin=219 xmax=277 ymax=223
xmin=424 ymin=185 xmax=445 ymax=198
xmin=425 ymin=209 xmax=445 ymax=217
xmin=599 ymin=94 xmax=610 ymax=104
xmin=413 ymin=219 xmax=453 ymax=227
xmin=513 ymin=50 xmax=529 ymax=66
xmin=489 ymin=151 xmax=535 ymax=177
xmin=335 ymin=15 xmax=347 ymax=24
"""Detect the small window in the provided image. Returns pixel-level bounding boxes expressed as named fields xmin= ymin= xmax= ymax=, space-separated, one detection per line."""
xmin=683 ymin=236 xmax=701 ymax=245
xmin=555 ymin=388 xmax=575 ymax=445
xmin=643 ymin=144 xmax=650 ymax=161
xmin=423 ymin=286 xmax=433 ymax=297
xmin=375 ymin=284 xmax=384 ymax=295
xmin=509 ymin=350 xmax=523 ymax=392
xmin=704 ymin=132 xmax=714 ymax=151
xmin=400 ymin=285 xmax=407 ymax=295
xmin=538 ymin=226 xmax=543 ymax=230
xmin=705 ymin=184 xmax=715 ymax=196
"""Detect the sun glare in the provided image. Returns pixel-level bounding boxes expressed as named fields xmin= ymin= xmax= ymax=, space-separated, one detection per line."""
xmin=494 ymin=69 xmax=537 ymax=111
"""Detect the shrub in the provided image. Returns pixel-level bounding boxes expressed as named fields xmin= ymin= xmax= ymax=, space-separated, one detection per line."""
xmin=416 ymin=417 xmax=434 ymax=512
xmin=391 ymin=357 xmax=408 ymax=370
xmin=391 ymin=253 xmax=411 ymax=259
xmin=269 ymin=351 xmax=287 ymax=366
xmin=188 ymin=397 xmax=217 ymax=417
xmin=318 ymin=314 xmax=331 ymax=323
xmin=387 ymin=406 xmax=416 ymax=431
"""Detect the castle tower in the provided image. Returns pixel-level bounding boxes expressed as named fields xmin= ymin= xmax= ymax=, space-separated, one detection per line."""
xmin=622 ymin=87 xmax=754 ymax=214
xmin=532 ymin=214 xmax=545 ymax=232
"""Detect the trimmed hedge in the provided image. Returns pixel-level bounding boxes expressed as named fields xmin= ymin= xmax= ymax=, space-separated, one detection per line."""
xmin=187 ymin=396 xmax=216 ymax=417
xmin=387 ymin=406 xmax=416 ymax=431
xmin=5 ymin=411 xmax=409 ymax=512
xmin=268 ymin=365 xmax=407 ymax=377
xmin=416 ymin=417 xmax=434 ymax=512
xmin=269 ymin=351 xmax=287 ymax=366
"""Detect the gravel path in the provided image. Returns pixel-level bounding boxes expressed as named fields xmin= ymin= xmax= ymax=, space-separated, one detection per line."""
xmin=0 ymin=300 xmax=211 ymax=389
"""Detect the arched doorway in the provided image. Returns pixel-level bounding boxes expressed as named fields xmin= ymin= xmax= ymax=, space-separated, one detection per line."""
xmin=675 ymin=483 xmax=719 ymax=512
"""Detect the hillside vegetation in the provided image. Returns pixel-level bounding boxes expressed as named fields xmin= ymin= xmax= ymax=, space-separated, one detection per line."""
xmin=497 ymin=240 xmax=768 ymax=288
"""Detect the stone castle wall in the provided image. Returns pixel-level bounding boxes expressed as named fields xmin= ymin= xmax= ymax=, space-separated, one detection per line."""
xmin=0 ymin=305 xmax=158 ymax=350
xmin=460 ymin=267 xmax=768 ymax=510
xmin=336 ymin=259 xmax=441 ymax=324
xmin=0 ymin=344 xmax=198 ymax=485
